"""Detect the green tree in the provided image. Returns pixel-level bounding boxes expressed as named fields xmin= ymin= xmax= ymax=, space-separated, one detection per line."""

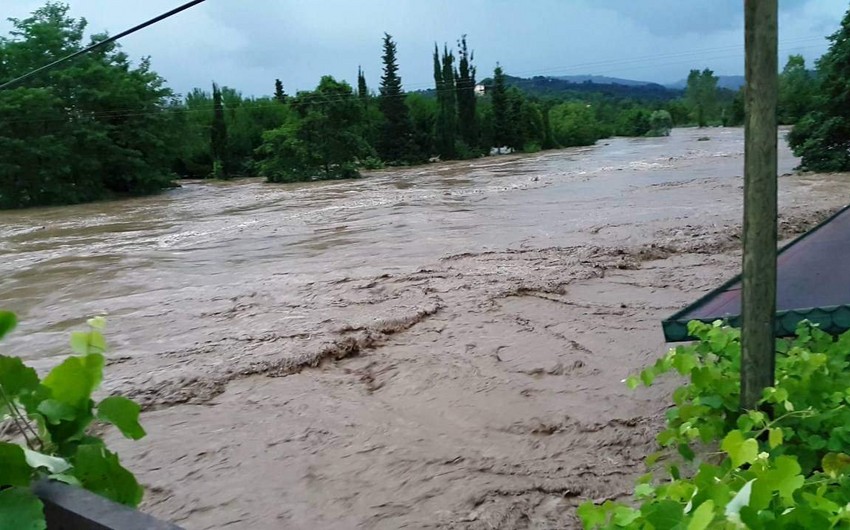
xmin=778 ymin=55 xmax=816 ymax=125
xmin=455 ymin=35 xmax=478 ymax=152
xmin=257 ymin=76 xmax=371 ymax=182
xmin=0 ymin=2 xmax=177 ymax=209
xmin=685 ymin=68 xmax=719 ymax=127
xmin=789 ymin=6 xmax=850 ymax=171
xmin=617 ymin=107 xmax=652 ymax=137
xmin=434 ymin=44 xmax=457 ymax=158
xmin=357 ymin=66 xmax=369 ymax=102
xmin=274 ymin=78 xmax=287 ymax=103
xmin=549 ymin=102 xmax=601 ymax=147
xmin=491 ymin=64 xmax=509 ymax=150
xmin=377 ymin=33 xmax=416 ymax=163
xmin=210 ymin=82 xmax=228 ymax=178
xmin=648 ymin=110 xmax=673 ymax=137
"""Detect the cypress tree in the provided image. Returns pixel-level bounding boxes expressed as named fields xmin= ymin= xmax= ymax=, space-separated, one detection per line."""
xmin=211 ymin=82 xmax=228 ymax=178
xmin=491 ymin=65 xmax=509 ymax=150
xmin=357 ymin=66 xmax=369 ymax=103
xmin=434 ymin=44 xmax=457 ymax=158
xmin=274 ymin=79 xmax=287 ymax=103
xmin=455 ymin=35 xmax=478 ymax=151
xmin=377 ymin=33 xmax=416 ymax=163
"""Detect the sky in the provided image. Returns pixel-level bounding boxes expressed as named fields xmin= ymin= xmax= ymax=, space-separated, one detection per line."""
xmin=2 ymin=0 xmax=848 ymax=98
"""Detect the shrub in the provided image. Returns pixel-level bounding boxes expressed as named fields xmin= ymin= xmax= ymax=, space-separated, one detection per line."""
xmin=579 ymin=321 xmax=850 ymax=529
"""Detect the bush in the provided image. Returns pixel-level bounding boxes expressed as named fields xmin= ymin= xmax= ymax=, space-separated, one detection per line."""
xmin=0 ymin=311 xmax=146 ymax=529
xmin=579 ymin=321 xmax=850 ymax=529
xmin=360 ymin=156 xmax=385 ymax=170
xmin=647 ymin=110 xmax=673 ymax=137
xmin=522 ymin=142 xmax=542 ymax=154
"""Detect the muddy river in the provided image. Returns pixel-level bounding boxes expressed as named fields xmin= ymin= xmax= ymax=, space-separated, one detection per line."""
xmin=1 ymin=127 xmax=848 ymax=528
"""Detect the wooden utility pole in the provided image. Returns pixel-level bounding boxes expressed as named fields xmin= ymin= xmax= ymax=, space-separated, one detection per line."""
xmin=741 ymin=0 xmax=778 ymax=409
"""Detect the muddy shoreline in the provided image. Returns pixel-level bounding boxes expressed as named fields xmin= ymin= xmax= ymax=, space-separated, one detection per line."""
xmin=2 ymin=128 xmax=848 ymax=528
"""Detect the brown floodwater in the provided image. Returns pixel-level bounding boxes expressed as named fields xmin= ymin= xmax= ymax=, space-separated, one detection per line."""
xmin=1 ymin=127 xmax=847 ymax=529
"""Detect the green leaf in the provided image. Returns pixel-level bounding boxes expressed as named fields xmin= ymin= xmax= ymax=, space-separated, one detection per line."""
xmin=576 ymin=501 xmax=607 ymax=529
xmin=97 ymin=396 xmax=145 ymax=440
xmin=613 ymin=505 xmax=640 ymax=526
xmin=722 ymin=430 xmax=759 ymax=468
xmin=640 ymin=368 xmax=655 ymax=386
xmin=0 ymin=355 xmax=39 ymax=397
xmin=73 ymin=444 xmax=143 ymax=507
xmin=0 ymin=442 xmax=33 ymax=487
xmin=625 ymin=376 xmax=640 ymax=390
xmin=769 ymin=428 xmax=784 ymax=449
xmin=822 ymin=452 xmax=850 ymax=478
xmin=643 ymin=499 xmax=684 ymax=530
xmin=764 ymin=456 xmax=804 ymax=504
xmin=70 ymin=330 xmax=106 ymax=355
xmin=23 ymin=449 xmax=70 ymax=474
xmin=635 ymin=483 xmax=655 ymax=498
xmin=87 ymin=316 xmax=106 ymax=330
xmin=688 ymin=500 xmax=715 ymax=530
xmin=37 ymin=399 xmax=77 ymax=425
xmin=0 ymin=487 xmax=45 ymax=530
xmin=0 ymin=311 xmax=16 ymax=341
xmin=42 ymin=353 xmax=104 ymax=410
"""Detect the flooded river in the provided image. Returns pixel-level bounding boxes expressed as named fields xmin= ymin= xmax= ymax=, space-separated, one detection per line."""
xmin=1 ymin=128 xmax=847 ymax=528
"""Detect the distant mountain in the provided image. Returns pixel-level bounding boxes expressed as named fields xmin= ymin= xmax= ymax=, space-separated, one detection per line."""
xmin=553 ymin=75 xmax=657 ymax=87
xmin=666 ymin=75 xmax=745 ymax=91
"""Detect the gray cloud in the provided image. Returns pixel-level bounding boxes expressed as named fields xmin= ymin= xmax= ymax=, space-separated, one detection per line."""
xmin=1 ymin=0 xmax=846 ymax=97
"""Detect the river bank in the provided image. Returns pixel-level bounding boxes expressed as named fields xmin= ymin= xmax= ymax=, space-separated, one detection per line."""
xmin=1 ymin=127 xmax=848 ymax=528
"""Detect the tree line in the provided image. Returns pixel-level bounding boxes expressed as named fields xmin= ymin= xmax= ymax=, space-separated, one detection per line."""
xmin=0 ymin=2 xmax=828 ymax=210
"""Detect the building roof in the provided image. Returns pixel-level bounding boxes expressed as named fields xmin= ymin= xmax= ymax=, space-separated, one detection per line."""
xmin=663 ymin=204 xmax=850 ymax=342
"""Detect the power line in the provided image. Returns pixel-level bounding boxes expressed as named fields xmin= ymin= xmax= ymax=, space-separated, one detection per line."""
xmin=0 ymin=0 xmax=208 ymax=90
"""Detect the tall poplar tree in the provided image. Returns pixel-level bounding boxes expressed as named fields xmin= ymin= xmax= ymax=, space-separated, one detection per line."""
xmin=455 ymin=35 xmax=478 ymax=151
xmin=211 ymin=82 xmax=228 ymax=178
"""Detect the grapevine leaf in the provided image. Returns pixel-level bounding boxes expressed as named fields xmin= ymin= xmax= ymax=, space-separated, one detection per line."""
xmin=722 ymin=430 xmax=758 ymax=468
xmin=687 ymin=500 xmax=715 ymax=530
xmin=822 ymin=452 xmax=850 ymax=478
xmin=643 ymin=499 xmax=684 ymax=530
xmin=763 ymin=456 xmax=804 ymax=504
xmin=0 ymin=311 xmax=16 ymax=340
xmin=74 ymin=444 xmax=143 ymax=507
xmin=42 ymin=353 xmax=104 ymax=410
xmin=0 ymin=442 xmax=33 ymax=487
xmin=0 ymin=487 xmax=45 ymax=530
xmin=625 ymin=376 xmax=640 ymax=390
xmin=23 ymin=448 xmax=70 ymax=474
xmin=36 ymin=399 xmax=76 ymax=424
xmin=87 ymin=316 xmax=106 ymax=330
xmin=613 ymin=505 xmax=640 ymax=526
xmin=769 ymin=428 xmax=783 ymax=449
xmin=97 ymin=396 xmax=146 ymax=440
xmin=0 ymin=355 xmax=39 ymax=397
xmin=576 ymin=502 xmax=607 ymax=529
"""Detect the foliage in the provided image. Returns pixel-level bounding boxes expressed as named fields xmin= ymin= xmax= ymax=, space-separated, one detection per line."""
xmin=550 ymin=102 xmax=602 ymax=147
xmin=490 ymin=65 xmax=510 ymax=148
xmin=579 ymin=321 xmax=850 ymax=529
xmin=790 ymin=4 xmax=850 ymax=172
xmin=273 ymin=78 xmax=287 ymax=104
xmin=434 ymin=44 xmax=457 ymax=159
xmin=455 ymin=35 xmax=478 ymax=151
xmin=648 ymin=110 xmax=673 ymax=137
xmin=685 ymin=68 xmax=719 ymax=127
xmin=210 ymin=82 xmax=228 ymax=178
xmin=0 ymin=2 xmax=178 ymax=209
xmin=778 ymin=55 xmax=816 ymax=126
xmin=377 ymin=33 xmax=418 ymax=164
xmin=0 ymin=311 xmax=145 ymax=529
xmin=257 ymin=76 xmax=370 ymax=182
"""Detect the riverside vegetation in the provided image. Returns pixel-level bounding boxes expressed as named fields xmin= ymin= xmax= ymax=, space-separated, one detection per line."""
xmin=3 ymin=1 xmax=825 ymax=210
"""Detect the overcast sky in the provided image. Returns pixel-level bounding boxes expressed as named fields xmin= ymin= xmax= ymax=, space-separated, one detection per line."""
xmin=2 ymin=1 xmax=847 ymax=97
